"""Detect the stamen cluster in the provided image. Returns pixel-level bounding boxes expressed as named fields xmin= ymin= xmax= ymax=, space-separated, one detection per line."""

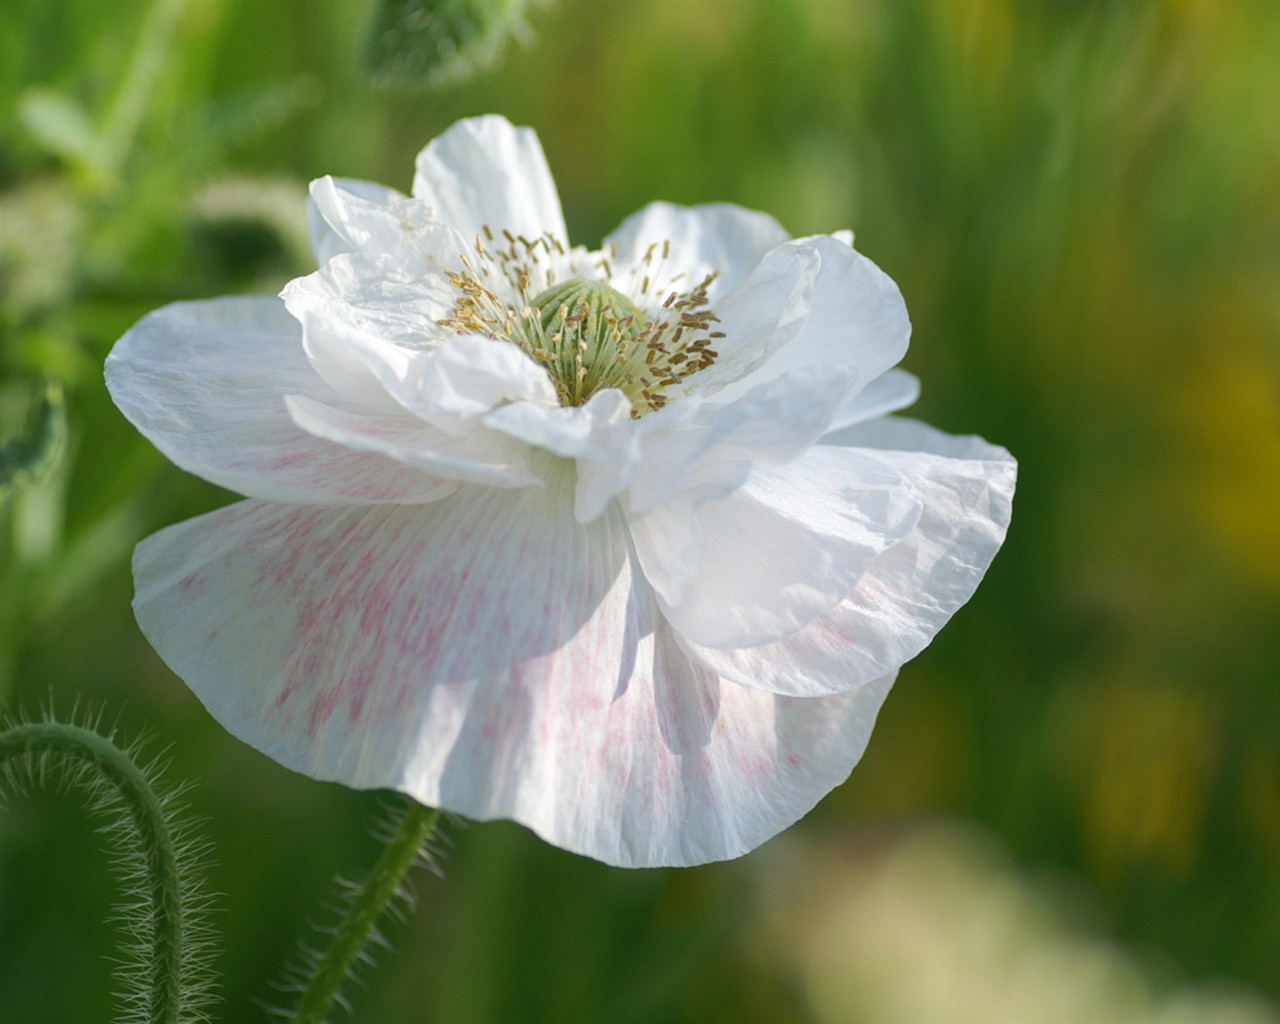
xmin=439 ymin=228 xmax=724 ymax=416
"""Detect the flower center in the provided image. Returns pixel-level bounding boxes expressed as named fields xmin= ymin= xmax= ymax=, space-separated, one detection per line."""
xmin=439 ymin=230 xmax=723 ymax=416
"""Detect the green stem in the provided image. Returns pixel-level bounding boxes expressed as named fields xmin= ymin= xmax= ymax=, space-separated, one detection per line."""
xmin=292 ymin=799 xmax=441 ymax=1024
xmin=0 ymin=721 xmax=190 ymax=1024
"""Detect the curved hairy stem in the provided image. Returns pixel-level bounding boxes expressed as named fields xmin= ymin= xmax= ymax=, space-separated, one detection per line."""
xmin=0 ymin=718 xmax=216 ymax=1023
xmin=290 ymin=798 xmax=442 ymax=1024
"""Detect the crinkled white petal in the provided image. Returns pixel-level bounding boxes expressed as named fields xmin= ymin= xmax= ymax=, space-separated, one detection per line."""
xmin=680 ymin=418 xmax=1017 ymax=696
xmin=284 ymin=394 xmax=539 ymax=488
xmin=604 ymin=201 xmax=791 ymax=297
xmin=284 ymin=249 xmax=458 ymax=353
xmin=279 ymin=260 xmax=447 ymax=411
xmin=105 ymin=297 xmax=453 ymax=504
xmin=131 ymin=477 xmax=895 ymax=867
xmin=707 ymin=234 xmax=910 ymax=403
xmin=484 ymin=389 xmax=640 ymax=522
xmin=284 ymin=296 xmax=555 ymax=425
xmin=412 ymin=114 xmax=568 ymax=246
xmin=628 ymin=366 xmax=859 ymax=515
xmin=827 ymin=368 xmax=920 ymax=432
xmin=307 ymin=176 xmax=425 ymax=267
xmin=631 ymin=446 xmax=922 ymax=649
xmin=412 ymin=335 xmax=559 ymax=418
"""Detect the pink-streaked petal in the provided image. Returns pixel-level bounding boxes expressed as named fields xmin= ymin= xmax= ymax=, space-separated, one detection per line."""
xmin=827 ymin=369 xmax=920 ymax=432
xmin=604 ymin=201 xmax=792 ymax=297
xmin=105 ymin=297 xmax=454 ymax=504
xmin=563 ymin=610 xmax=896 ymax=866
xmin=608 ymin=624 xmax=895 ymax=867
xmin=307 ymin=176 xmax=422 ymax=267
xmin=631 ymin=446 xmax=922 ymax=649
xmin=284 ymin=394 xmax=540 ymax=488
xmin=132 ymin=483 xmax=894 ymax=867
xmin=129 ymin=476 xmax=616 ymax=824
xmin=707 ymin=235 xmax=910 ymax=402
xmin=484 ymin=389 xmax=640 ymax=522
xmin=412 ymin=115 xmax=567 ymax=245
xmin=680 ymin=420 xmax=1017 ymax=696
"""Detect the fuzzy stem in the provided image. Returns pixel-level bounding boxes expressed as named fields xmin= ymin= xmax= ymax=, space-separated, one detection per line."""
xmin=291 ymin=799 xmax=441 ymax=1024
xmin=0 ymin=721 xmax=188 ymax=1023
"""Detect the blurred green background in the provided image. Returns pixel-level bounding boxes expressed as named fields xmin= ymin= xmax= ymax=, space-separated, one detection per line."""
xmin=2 ymin=0 xmax=1278 ymax=1021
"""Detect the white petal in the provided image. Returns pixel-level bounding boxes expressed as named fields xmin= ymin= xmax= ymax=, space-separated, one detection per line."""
xmin=132 ymin=480 xmax=893 ymax=866
xmin=412 ymin=115 xmax=567 ymax=244
xmin=681 ymin=418 xmax=1017 ymax=696
xmin=285 ymin=394 xmax=539 ymax=488
xmin=604 ymin=201 xmax=791 ymax=296
xmin=283 ymin=249 xmax=458 ymax=353
xmin=628 ymin=366 xmax=860 ymax=515
xmin=707 ymin=235 xmax=910 ymax=402
xmin=307 ymin=176 xmax=421 ymax=267
xmin=105 ymin=297 xmax=453 ymax=504
xmin=484 ymin=389 xmax=640 ymax=522
xmin=284 ymin=293 xmax=556 ymax=423
xmin=411 ymin=335 xmax=559 ymax=418
xmin=577 ymin=613 xmax=896 ymax=866
xmin=827 ymin=368 xmax=920 ymax=432
xmin=279 ymin=256 xmax=449 ymax=410
xmin=692 ymin=240 xmax=820 ymax=392
xmin=631 ymin=446 xmax=922 ymax=649
xmin=482 ymin=388 xmax=632 ymax=459
xmin=826 ymin=413 xmax=1016 ymax=463
xmin=622 ymin=493 xmax=700 ymax=607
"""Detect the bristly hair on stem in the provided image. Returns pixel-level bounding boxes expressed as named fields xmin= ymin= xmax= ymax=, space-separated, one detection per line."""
xmin=268 ymin=795 xmax=445 ymax=1024
xmin=0 ymin=705 xmax=220 ymax=1024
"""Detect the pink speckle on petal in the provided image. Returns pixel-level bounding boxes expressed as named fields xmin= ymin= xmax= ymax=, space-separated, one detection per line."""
xmin=265 ymin=450 xmax=311 ymax=472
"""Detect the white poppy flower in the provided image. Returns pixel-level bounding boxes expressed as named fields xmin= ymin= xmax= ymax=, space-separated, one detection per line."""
xmin=105 ymin=115 xmax=1015 ymax=868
